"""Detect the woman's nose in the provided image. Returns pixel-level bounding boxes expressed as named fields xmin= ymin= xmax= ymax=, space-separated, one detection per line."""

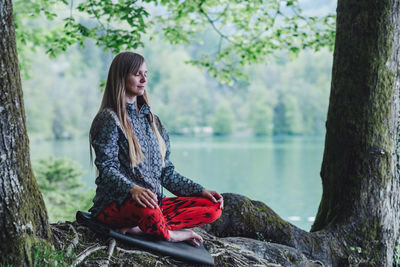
xmin=141 ymin=75 xmax=146 ymax=83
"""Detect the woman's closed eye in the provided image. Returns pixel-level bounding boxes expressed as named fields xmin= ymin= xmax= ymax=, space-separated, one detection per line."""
xmin=135 ymin=72 xmax=147 ymax=77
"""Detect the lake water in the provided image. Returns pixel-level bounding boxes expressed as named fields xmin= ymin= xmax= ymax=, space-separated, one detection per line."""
xmin=30 ymin=135 xmax=324 ymax=231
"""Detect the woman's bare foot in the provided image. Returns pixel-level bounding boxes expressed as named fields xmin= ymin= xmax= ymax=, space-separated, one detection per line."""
xmin=117 ymin=226 xmax=144 ymax=235
xmin=168 ymin=230 xmax=203 ymax=247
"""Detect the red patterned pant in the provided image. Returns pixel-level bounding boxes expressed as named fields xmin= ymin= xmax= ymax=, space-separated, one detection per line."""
xmin=96 ymin=197 xmax=222 ymax=240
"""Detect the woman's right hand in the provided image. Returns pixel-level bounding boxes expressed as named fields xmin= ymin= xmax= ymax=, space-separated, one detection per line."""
xmin=129 ymin=185 xmax=158 ymax=209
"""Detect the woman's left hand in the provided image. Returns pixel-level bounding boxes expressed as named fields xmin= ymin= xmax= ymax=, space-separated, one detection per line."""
xmin=201 ymin=189 xmax=224 ymax=209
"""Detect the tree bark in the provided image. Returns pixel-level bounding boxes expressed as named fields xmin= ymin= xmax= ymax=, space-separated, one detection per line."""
xmin=208 ymin=1 xmax=400 ymax=265
xmin=311 ymin=0 xmax=400 ymax=265
xmin=0 ymin=0 xmax=51 ymax=265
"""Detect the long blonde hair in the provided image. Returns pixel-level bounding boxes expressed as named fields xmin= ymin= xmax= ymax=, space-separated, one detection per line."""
xmin=90 ymin=52 xmax=166 ymax=167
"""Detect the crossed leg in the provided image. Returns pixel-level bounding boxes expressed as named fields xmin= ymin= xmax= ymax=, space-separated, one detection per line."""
xmin=96 ymin=196 xmax=222 ymax=246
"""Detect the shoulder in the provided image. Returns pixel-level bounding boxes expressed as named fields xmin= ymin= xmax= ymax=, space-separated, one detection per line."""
xmin=90 ymin=108 xmax=122 ymax=138
xmin=96 ymin=108 xmax=120 ymax=123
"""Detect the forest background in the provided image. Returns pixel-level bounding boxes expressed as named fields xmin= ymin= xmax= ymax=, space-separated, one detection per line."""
xmin=15 ymin=0 xmax=335 ymax=225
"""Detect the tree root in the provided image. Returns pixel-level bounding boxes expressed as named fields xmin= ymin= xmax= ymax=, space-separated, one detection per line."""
xmin=203 ymin=193 xmax=344 ymax=264
xmin=66 ymin=224 xmax=79 ymax=255
xmin=213 ymin=245 xmax=280 ymax=267
xmin=50 ymin=225 xmax=68 ymax=250
xmin=106 ymin=238 xmax=116 ymax=261
xmin=310 ymin=259 xmax=325 ymax=266
xmin=47 ymin=194 xmax=353 ymax=266
xmin=74 ymin=244 xmax=107 ymax=265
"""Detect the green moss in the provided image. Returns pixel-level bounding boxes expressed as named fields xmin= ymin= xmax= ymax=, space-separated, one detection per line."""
xmin=284 ymin=251 xmax=297 ymax=264
xmin=31 ymin=242 xmax=72 ymax=267
xmin=394 ymin=235 xmax=400 ymax=265
xmin=238 ymin=199 xmax=262 ymax=232
xmin=236 ymin=197 xmax=288 ymax=240
xmin=256 ymin=204 xmax=287 ymax=234
xmin=256 ymin=232 xmax=265 ymax=241
xmin=305 ymin=233 xmax=322 ymax=254
xmin=225 ymin=245 xmax=241 ymax=251
xmin=342 ymin=220 xmax=383 ymax=266
xmin=1 ymin=234 xmax=52 ymax=266
xmin=313 ymin=1 xmax=398 ymax=236
xmin=329 ymin=239 xmax=343 ymax=256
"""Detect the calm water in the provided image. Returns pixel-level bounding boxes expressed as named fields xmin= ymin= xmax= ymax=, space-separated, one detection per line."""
xmin=30 ymin=135 xmax=324 ymax=231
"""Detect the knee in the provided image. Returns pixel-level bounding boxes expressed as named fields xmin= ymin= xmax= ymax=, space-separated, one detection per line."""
xmin=198 ymin=197 xmax=223 ymax=222
xmin=204 ymin=206 xmax=222 ymax=224
xmin=135 ymin=207 xmax=168 ymax=236
xmin=197 ymin=197 xmax=221 ymax=208
xmin=214 ymin=207 xmax=222 ymax=221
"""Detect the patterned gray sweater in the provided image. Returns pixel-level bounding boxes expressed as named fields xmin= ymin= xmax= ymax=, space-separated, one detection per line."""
xmin=89 ymin=102 xmax=204 ymax=217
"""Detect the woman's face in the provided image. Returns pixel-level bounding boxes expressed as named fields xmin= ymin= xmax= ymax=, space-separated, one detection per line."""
xmin=125 ymin=62 xmax=147 ymax=102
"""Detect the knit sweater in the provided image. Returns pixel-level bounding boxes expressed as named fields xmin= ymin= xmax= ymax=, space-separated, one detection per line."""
xmin=89 ymin=102 xmax=204 ymax=217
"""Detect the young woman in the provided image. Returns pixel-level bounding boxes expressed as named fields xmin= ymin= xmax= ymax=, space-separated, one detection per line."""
xmin=89 ymin=52 xmax=223 ymax=246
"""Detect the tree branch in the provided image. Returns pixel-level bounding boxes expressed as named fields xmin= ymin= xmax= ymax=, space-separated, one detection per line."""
xmin=197 ymin=4 xmax=241 ymax=47
xmin=88 ymin=0 xmax=107 ymax=32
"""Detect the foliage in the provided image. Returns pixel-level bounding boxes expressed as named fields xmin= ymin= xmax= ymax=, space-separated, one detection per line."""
xmin=160 ymin=0 xmax=335 ymax=83
xmin=394 ymin=237 xmax=400 ymax=266
xmin=249 ymin=82 xmax=274 ymax=135
xmin=16 ymin=2 xmax=334 ymax=139
xmin=143 ymin=36 xmax=331 ymax=137
xmin=22 ymin=43 xmax=105 ymax=141
xmin=142 ymin=40 xmax=211 ymax=133
xmin=250 ymin=103 xmax=274 ymax=136
xmin=13 ymin=0 xmax=62 ymax=78
xmin=33 ymin=157 xmax=94 ymax=222
xmin=32 ymin=244 xmax=72 ymax=267
xmin=22 ymin=39 xmax=332 ymax=139
xmin=13 ymin=0 xmax=335 ymax=83
xmin=273 ymin=94 xmax=303 ymax=135
xmin=212 ymin=100 xmax=234 ymax=135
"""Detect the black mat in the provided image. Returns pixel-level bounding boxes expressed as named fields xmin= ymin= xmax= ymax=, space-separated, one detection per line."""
xmin=76 ymin=211 xmax=214 ymax=266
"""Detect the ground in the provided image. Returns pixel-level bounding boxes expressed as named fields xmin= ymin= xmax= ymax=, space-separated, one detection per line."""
xmin=41 ymin=193 xmax=326 ymax=266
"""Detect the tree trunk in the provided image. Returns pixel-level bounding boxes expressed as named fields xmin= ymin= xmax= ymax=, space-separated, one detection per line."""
xmin=209 ymin=0 xmax=400 ymax=265
xmin=0 ymin=0 xmax=51 ymax=265
xmin=311 ymin=0 xmax=400 ymax=265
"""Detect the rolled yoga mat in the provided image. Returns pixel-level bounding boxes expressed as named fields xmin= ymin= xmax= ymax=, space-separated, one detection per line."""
xmin=76 ymin=211 xmax=214 ymax=266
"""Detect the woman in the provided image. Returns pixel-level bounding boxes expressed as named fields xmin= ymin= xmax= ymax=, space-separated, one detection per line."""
xmin=89 ymin=51 xmax=223 ymax=246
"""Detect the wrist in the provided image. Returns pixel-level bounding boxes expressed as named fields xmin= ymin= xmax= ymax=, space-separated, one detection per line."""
xmin=130 ymin=185 xmax=138 ymax=194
